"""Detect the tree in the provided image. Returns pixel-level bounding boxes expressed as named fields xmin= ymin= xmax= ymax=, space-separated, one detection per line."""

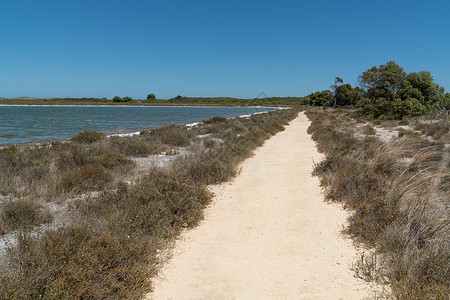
xmin=359 ymin=61 xmax=406 ymax=101
xmin=112 ymin=96 xmax=122 ymax=102
xmin=334 ymin=84 xmax=362 ymax=106
xmin=123 ymin=96 xmax=133 ymax=102
xmin=331 ymin=77 xmax=344 ymax=106
xmin=147 ymin=94 xmax=156 ymax=100
xmin=308 ymin=90 xmax=333 ymax=107
xmin=355 ymin=61 xmax=449 ymax=118
xmin=400 ymin=71 xmax=443 ymax=105
xmin=329 ymin=77 xmax=362 ymax=107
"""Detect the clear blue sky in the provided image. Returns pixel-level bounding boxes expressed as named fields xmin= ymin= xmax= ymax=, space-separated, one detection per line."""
xmin=1 ymin=0 xmax=449 ymax=99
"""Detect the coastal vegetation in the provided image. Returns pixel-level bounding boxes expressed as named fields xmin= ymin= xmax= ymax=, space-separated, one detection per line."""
xmin=0 ymin=61 xmax=449 ymax=299
xmin=0 ymin=108 xmax=300 ymax=299
xmin=307 ymin=108 xmax=449 ymax=298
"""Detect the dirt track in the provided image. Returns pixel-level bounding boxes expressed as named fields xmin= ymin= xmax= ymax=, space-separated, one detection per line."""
xmin=146 ymin=112 xmax=369 ymax=300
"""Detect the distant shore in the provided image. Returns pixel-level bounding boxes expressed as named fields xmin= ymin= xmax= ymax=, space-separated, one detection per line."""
xmin=0 ymin=104 xmax=272 ymax=108
xmin=0 ymin=97 xmax=305 ymax=107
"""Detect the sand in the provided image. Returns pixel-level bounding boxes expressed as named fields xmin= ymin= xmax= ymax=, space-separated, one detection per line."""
xmin=145 ymin=112 xmax=370 ymax=300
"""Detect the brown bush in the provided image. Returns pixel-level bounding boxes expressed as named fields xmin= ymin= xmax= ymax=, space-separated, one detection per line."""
xmin=71 ymin=130 xmax=106 ymax=144
xmin=59 ymin=163 xmax=112 ymax=192
xmin=93 ymin=152 xmax=135 ymax=171
xmin=1 ymin=198 xmax=52 ymax=231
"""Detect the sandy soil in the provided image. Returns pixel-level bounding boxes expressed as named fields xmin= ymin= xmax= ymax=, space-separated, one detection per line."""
xmin=146 ymin=112 xmax=370 ymax=300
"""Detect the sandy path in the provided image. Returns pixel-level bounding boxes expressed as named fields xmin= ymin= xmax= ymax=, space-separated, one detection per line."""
xmin=146 ymin=113 xmax=369 ymax=300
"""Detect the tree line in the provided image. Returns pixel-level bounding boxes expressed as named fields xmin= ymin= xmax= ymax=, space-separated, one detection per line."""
xmin=307 ymin=61 xmax=450 ymax=119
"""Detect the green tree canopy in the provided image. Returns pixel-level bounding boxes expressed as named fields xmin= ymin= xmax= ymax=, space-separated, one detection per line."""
xmin=356 ymin=61 xmax=447 ymax=119
xmin=146 ymin=94 xmax=156 ymax=100
xmin=308 ymin=90 xmax=333 ymax=107
xmin=334 ymin=84 xmax=362 ymax=106
xmin=358 ymin=61 xmax=406 ymax=101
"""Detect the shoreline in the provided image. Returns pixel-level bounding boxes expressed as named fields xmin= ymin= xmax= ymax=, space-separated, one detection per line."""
xmin=0 ymin=108 xmax=281 ymax=148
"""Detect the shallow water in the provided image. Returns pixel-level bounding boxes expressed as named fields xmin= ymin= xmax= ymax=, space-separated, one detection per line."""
xmin=0 ymin=106 xmax=275 ymax=145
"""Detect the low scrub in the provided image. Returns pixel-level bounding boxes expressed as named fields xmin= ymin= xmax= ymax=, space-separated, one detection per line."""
xmin=59 ymin=163 xmax=113 ymax=192
xmin=71 ymin=130 xmax=106 ymax=144
xmin=1 ymin=226 xmax=152 ymax=299
xmin=0 ymin=198 xmax=52 ymax=231
xmin=307 ymin=109 xmax=449 ymax=299
xmin=142 ymin=125 xmax=192 ymax=147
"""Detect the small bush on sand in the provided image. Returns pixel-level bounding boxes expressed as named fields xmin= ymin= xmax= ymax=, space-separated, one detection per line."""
xmin=59 ymin=163 xmax=112 ymax=192
xmin=71 ymin=130 xmax=106 ymax=144
xmin=108 ymin=136 xmax=161 ymax=157
xmin=1 ymin=198 xmax=52 ymax=231
xmin=93 ymin=152 xmax=135 ymax=171
xmin=143 ymin=125 xmax=192 ymax=147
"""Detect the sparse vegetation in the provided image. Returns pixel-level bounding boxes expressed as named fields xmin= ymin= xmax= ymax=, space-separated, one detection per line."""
xmin=0 ymin=108 xmax=300 ymax=299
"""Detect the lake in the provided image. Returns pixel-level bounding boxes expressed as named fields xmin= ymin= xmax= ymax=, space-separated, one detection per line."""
xmin=0 ymin=106 xmax=276 ymax=146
